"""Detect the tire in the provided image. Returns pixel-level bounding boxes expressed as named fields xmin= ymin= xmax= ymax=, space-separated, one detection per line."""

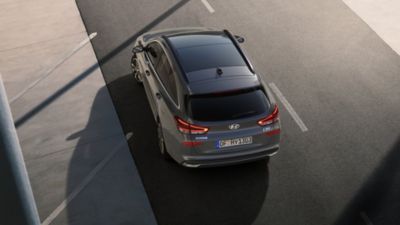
xmin=157 ymin=122 xmax=172 ymax=161
xmin=131 ymin=54 xmax=143 ymax=84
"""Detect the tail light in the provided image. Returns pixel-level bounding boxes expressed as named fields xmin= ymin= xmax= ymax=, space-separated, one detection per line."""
xmin=175 ymin=117 xmax=209 ymax=135
xmin=258 ymin=104 xmax=279 ymax=126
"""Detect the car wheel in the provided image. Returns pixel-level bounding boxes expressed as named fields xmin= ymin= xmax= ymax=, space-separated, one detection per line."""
xmin=157 ymin=122 xmax=172 ymax=160
xmin=131 ymin=54 xmax=143 ymax=84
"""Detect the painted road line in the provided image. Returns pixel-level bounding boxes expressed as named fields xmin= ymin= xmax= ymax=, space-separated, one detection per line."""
xmin=269 ymin=82 xmax=309 ymax=132
xmin=10 ymin=32 xmax=97 ymax=104
xmin=201 ymin=0 xmax=215 ymax=13
xmin=41 ymin=133 xmax=132 ymax=225
xmin=125 ymin=132 xmax=133 ymax=140
xmin=360 ymin=212 xmax=374 ymax=225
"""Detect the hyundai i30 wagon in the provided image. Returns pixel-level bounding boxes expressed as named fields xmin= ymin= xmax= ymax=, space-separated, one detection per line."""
xmin=131 ymin=27 xmax=280 ymax=168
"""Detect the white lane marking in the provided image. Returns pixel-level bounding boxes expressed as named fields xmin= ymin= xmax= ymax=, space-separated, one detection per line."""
xmin=41 ymin=133 xmax=132 ymax=225
xmin=125 ymin=132 xmax=133 ymax=140
xmin=360 ymin=211 xmax=374 ymax=225
xmin=201 ymin=0 xmax=215 ymax=13
xmin=343 ymin=0 xmax=400 ymax=55
xmin=10 ymin=32 xmax=98 ymax=104
xmin=269 ymin=82 xmax=309 ymax=132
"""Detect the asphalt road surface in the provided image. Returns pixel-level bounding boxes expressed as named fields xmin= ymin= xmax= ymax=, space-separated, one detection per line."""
xmin=75 ymin=0 xmax=400 ymax=225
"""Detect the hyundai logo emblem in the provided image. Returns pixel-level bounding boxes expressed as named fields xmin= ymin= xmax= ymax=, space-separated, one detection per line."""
xmin=228 ymin=124 xmax=240 ymax=130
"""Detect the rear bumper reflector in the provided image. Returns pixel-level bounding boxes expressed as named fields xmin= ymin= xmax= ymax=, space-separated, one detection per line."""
xmin=265 ymin=129 xmax=280 ymax=136
xmin=182 ymin=141 xmax=202 ymax=147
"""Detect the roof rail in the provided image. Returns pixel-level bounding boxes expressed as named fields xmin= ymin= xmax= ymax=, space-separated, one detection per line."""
xmin=223 ymin=29 xmax=255 ymax=73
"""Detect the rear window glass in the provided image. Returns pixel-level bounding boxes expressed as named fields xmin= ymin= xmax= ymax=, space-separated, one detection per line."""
xmin=189 ymin=89 xmax=269 ymax=121
xmin=176 ymin=44 xmax=246 ymax=73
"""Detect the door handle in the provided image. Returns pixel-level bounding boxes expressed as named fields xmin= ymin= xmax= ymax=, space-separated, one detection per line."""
xmin=145 ymin=70 xmax=150 ymax=76
xmin=155 ymin=92 xmax=162 ymax=99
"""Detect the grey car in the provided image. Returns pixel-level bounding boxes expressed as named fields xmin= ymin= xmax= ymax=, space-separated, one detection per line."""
xmin=131 ymin=27 xmax=280 ymax=168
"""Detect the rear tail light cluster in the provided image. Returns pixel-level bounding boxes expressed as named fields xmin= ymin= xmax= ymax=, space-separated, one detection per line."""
xmin=175 ymin=117 xmax=209 ymax=135
xmin=258 ymin=104 xmax=280 ymax=136
xmin=258 ymin=104 xmax=279 ymax=126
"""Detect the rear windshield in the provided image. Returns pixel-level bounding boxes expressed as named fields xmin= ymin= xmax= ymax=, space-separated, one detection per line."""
xmin=176 ymin=44 xmax=246 ymax=73
xmin=189 ymin=89 xmax=269 ymax=121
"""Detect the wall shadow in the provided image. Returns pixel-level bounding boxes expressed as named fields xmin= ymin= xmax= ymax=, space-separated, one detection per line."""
xmin=15 ymin=0 xmax=191 ymax=128
xmin=334 ymin=137 xmax=400 ymax=225
xmin=106 ymin=74 xmax=269 ymax=225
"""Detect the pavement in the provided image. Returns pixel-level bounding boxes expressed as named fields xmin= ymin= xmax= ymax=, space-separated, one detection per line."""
xmin=1 ymin=0 xmax=400 ymax=225
xmin=74 ymin=0 xmax=400 ymax=225
xmin=343 ymin=0 xmax=400 ymax=55
xmin=0 ymin=0 xmax=157 ymax=224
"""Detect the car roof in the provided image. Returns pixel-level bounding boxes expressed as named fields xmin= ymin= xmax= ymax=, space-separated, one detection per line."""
xmin=162 ymin=30 xmax=260 ymax=95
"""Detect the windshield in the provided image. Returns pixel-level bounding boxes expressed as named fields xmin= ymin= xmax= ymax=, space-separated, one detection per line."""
xmin=176 ymin=44 xmax=246 ymax=73
xmin=189 ymin=89 xmax=269 ymax=121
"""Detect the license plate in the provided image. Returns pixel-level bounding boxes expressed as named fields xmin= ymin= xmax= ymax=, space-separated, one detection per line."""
xmin=218 ymin=136 xmax=252 ymax=148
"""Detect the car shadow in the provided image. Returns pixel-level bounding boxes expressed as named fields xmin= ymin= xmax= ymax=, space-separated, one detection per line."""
xmin=333 ymin=137 xmax=400 ymax=225
xmin=106 ymin=73 xmax=270 ymax=225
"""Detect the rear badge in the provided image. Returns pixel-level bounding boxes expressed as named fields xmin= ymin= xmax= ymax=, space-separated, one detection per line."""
xmin=228 ymin=124 xmax=240 ymax=130
xmin=195 ymin=136 xmax=208 ymax=140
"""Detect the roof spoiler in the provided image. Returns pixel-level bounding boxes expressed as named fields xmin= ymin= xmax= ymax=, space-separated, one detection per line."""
xmin=223 ymin=29 xmax=255 ymax=74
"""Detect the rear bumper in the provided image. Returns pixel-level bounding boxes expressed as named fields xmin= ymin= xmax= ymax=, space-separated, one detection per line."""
xmin=180 ymin=145 xmax=279 ymax=168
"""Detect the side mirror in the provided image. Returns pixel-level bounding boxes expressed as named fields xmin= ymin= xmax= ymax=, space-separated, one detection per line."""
xmin=132 ymin=46 xmax=144 ymax=54
xmin=234 ymin=35 xmax=245 ymax=43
